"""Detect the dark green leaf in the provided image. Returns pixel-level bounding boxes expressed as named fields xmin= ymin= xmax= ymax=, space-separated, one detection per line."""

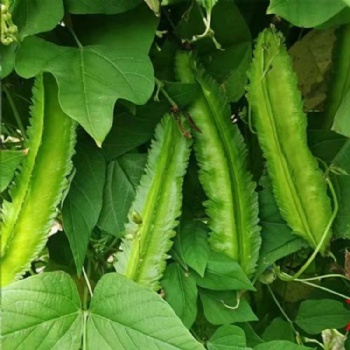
xmin=267 ymin=0 xmax=346 ymax=28
xmin=62 ymin=138 xmax=106 ymax=273
xmin=178 ymin=220 xmax=210 ymax=277
xmin=10 ymin=0 xmax=64 ymax=39
xmin=199 ymin=290 xmax=258 ymax=325
xmin=332 ymin=89 xmax=350 ymax=139
xmin=295 ymin=299 xmax=350 ymax=334
xmin=162 ymin=263 xmax=198 ymax=329
xmin=15 ymin=36 xmax=154 ymax=145
xmin=254 ymin=341 xmax=312 ymax=350
xmin=196 ymin=252 xmax=255 ymax=291
xmin=255 ymin=176 xmax=307 ymax=277
xmin=1 ymin=272 xmax=83 ymax=349
xmin=239 ymin=324 xmax=264 ymax=348
xmin=262 ymin=318 xmax=294 ymax=342
xmin=207 ymin=325 xmax=250 ymax=350
xmin=97 ymin=154 xmax=147 ymax=236
xmin=0 ymin=150 xmax=26 ymax=192
xmin=64 ymin=0 xmax=142 ymax=14
xmin=87 ymin=273 xmax=204 ymax=349
xmin=0 ymin=43 xmax=17 ymax=78
xmin=102 ymin=102 xmax=167 ymax=160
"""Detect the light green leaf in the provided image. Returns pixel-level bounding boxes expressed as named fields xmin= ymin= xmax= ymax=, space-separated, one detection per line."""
xmin=62 ymin=137 xmax=106 ymax=273
xmin=178 ymin=220 xmax=210 ymax=277
xmin=97 ymin=154 xmax=147 ymax=236
xmin=15 ymin=36 xmax=154 ymax=145
xmin=295 ymin=299 xmax=350 ymax=334
xmin=267 ymin=0 xmax=346 ymax=28
xmin=87 ymin=273 xmax=204 ymax=349
xmin=161 ymin=263 xmax=198 ymax=329
xmin=144 ymin=0 xmax=160 ymax=16
xmin=199 ymin=290 xmax=258 ymax=325
xmin=254 ymin=341 xmax=312 ymax=350
xmin=1 ymin=272 xmax=83 ymax=350
xmin=10 ymin=0 xmax=64 ymax=39
xmin=195 ymin=252 xmax=255 ymax=291
xmin=64 ymin=0 xmax=141 ymax=14
xmin=207 ymin=325 xmax=251 ymax=350
xmin=0 ymin=150 xmax=26 ymax=192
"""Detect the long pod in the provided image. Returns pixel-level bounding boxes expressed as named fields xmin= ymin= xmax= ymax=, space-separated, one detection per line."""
xmin=175 ymin=51 xmax=261 ymax=277
xmin=114 ymin=114 xmax=192 ymax=291
xmin=0 ymin=74 xmax=76 ymax=286
xmin=246 ymin=28 xmax=333 ymax=254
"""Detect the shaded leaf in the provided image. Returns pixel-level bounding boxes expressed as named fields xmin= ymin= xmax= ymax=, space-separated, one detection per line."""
xmin=254 ymin=341 xmax=312 ymax=350
xmin=0 ymin=150 xmax=26 ymax=192
xmin=262 ymin=318 xmax=294 ymax=342
xmin=97 ymin=154 xmax=147 ymax=236
xmin=162 ymin=263 xmax=198 ymax=329
xmin=199 ymin=289 xmax=258 ymax=325
xmin=332 ymin=89 xmax=350 ymax=138
xmin=62 ymin=137 xmax=106 ymax=274
xmin=10 ymin=0 xmax=64 ymax=39
xmin=64 ymin=0 xmax=142 ymax=14
xmin=267 ymin=0 xmax=346 ymax=28
xmin=178 ymin=220 xmax=210 ymax=277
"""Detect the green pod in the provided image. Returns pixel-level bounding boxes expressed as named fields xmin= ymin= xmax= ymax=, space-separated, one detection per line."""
xmin=175 ymin=51 xmax=261 ymax=277
xmin=0 ymin=74 xmax=76 ymax=286
xmin=114 ymin=114 xmax=192 ymax=291
xmin=246 ymin=28 xmax=333 ymax=254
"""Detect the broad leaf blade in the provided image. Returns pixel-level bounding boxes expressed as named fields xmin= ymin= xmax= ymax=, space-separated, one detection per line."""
xmin=1 ymin=272 xmax=83 ymax=350
xmin=97 ymin=154 xmax=147 ymax=236
xmin=161 ymin=263 xmax=198 ymax=329
xmin=87 ymin=273 xmax=204 ymax=349
xmin=0 ymin=150 xmax=26 ymax=192
xmin=295 ymin=299 xmax=350 ymax=334
xmin=62 ymin=137 xmax=106 ymax=273
xmin=15 ymin=36 xmax=154 ymax=145
xmin=64 ymin=0 xmax=142 ymax=14
xmin=207 ymin=325 xmax=250 ymax=350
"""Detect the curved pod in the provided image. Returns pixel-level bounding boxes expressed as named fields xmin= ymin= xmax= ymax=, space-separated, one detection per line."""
xmin=175 ymin=51 xmax=261 ymax=277
xmin=0 ymin=74 xmax=76 ymax=286
xmin=114 ymin=114 xmax=192 ymax=291
xmin=247 ymin=28 xmax=333 ymax=254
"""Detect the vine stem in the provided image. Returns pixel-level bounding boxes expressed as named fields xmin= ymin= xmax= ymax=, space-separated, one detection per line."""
xmin=154 ymin=78 xmax=178 ymax=109
xmin=68 ymin=27 xmax=83 ymax=49
xmin=3 ymin=85 xmax=27 ymax=140
xmin=82 ymin=259 xmax=93 ymax=350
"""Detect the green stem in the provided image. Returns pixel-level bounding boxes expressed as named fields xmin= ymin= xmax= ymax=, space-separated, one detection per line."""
xmin=3 ymin=85 xmax=27 ymax=140
xmin=68 ymin=27 xmax=83 ymax=49
xmin=154 ymin=78 xmax=179 ymax=109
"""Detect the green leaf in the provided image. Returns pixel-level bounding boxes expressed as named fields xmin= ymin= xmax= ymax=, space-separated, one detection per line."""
xmin=330 ymin=140 xmax=350 ymax=238
xmin=254 ymin=341 xmax=312 ymax=350
xmin=207 ymin=325 xmax=251 ymax=350
xmin=87 ymin=273 xmax=204 ymax=349
xmin=239 ymin=324 xmax=264 ymax=348
xmin=97 ymin=154 xmax=147 ymax=236
xmin=64 ymin=0 xmax=141 ymax=14
xmin=103 ymin=102 xmax=166 ymax=160
xmin=332 ymin=89 xmax=350 ymax=138
xmin=178 ymin=220 xmax=210 ymax=277
xmin=15 ymin=36 xmax=154 ymax=145
xmin=10 ymin=0 xmax=64 ymax=39
xmin=199 ymin=289 xmax=258 ymax=325
xmin=1 ymin=272 xmax=83 ymax=350
xmin=262 ymin=318 xmax=294 ymax=342
xmin=255 ymin=175 xmax=307 ymax=277
xmin=295 ymin=299 xmax=350 ymax=334
xmin=195 ymin=252 xmax=255 ymax=291
xmin=161 ymin=263 xmax=198 ymax=329
xmin=62 ymin=137 xmax=106 ymax=273
xmin=267 ymin=0 xmax=346 ymax=28
xmin=0 ymin=43 xmax=17 ymax=78
xmin=0 ymin=150 xmax=26 ymax=192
